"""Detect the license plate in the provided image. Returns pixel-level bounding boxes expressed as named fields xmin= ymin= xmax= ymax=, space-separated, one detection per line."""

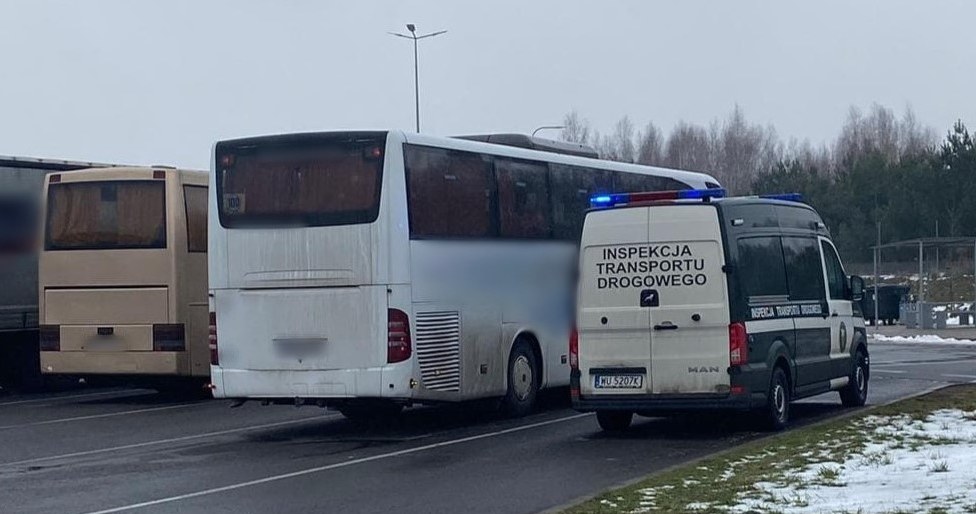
xmin=273 ymin=338 xmax=326 ymax=357
xmin=594 ymin=375 xmax=644 ymax=389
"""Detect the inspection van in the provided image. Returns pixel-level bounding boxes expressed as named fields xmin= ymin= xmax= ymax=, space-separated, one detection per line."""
xmin=571 ymin=189 xmax=868 ymax=431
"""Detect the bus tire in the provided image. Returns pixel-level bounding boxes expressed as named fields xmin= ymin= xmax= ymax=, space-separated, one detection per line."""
xmin=840 ymin=349 xmax=869 ymax=407
xmin=762 ymin=366 xmax=791 ymax=431
xmin=596 ymin=410 xmax=633 ymax=432
xmin=501 ymin=340 xmax=539 ymax=417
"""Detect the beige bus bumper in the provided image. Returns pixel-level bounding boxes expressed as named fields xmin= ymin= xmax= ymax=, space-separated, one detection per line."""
xmin=40 ymin=351 xmax=193 ymax=376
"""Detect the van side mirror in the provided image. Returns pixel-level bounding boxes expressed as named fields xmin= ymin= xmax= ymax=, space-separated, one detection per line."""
xmin=849 ymin=276 xmax=865 ymax=302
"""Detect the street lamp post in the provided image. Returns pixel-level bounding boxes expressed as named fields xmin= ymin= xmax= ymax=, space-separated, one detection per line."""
xmin=389 ymin=24 xmax=447 ymax=133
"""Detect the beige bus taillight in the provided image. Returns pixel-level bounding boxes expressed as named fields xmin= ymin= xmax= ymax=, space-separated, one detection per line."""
xmin=208 ymin=311 xmax=218 ymax=365
xmin=152 ymin=324 xmax=186 ymax=352
xmin=39 ymin=325 xmax=60 ymax=351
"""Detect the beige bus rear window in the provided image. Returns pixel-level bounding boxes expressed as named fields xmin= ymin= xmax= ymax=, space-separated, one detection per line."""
xmin=45 ymin=181 xmax=166 ymax=250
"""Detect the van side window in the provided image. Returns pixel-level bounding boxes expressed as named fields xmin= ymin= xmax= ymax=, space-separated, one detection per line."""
xmin=405 ymin=145 xmax=494 ymax=238
xmin=782 ymin=237 xmax=824 ymax=301
xmin=737 ymin=237 xmax=789 ymax=302
xmin=495 ymin=159 xmax=551 ymax=239
xmin=821 ymin=241 xmax=847 ymax=300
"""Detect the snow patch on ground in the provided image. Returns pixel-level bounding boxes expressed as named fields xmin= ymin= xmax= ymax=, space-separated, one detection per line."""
xmin=730 ymin=409 xmax=976 ymax=514
xmin=870 ymin=334 xmax=976 ymax=345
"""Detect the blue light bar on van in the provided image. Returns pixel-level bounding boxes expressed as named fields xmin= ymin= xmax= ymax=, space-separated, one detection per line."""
xmin=759 ymin=193 xmax=804 ymax=202
xmin=590 ymin=188 xmax=726 ymax=208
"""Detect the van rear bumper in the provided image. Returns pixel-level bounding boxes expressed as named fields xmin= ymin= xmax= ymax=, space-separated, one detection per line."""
xmin=571 ymin=371 xmax=765 ymax=412
xmin=572 ymin=393 xmax=763 ymax=413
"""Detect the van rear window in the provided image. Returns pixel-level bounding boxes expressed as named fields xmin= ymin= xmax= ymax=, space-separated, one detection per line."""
xmin=216 ymin=134 xmax=386 ymax=228
xmin=45 ymin=181 xmax=166 ymax=251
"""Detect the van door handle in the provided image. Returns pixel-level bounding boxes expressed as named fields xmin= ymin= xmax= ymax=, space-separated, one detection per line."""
xmin=653 ymin=323 xmax=679 ymax=331
xmin=831 ymin=312 xmax=839 ymax=317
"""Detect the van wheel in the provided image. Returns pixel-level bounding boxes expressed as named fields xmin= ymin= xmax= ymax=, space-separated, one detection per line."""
xmin=501 ymin=340 xmax=539 ymax=417
xmin=596 ymin=411 xmax=633 ymax=432
xmin=840 ymin=350 xmax=869 ymax=407
xmin=763 ymin=367 xmax=790 ymax=431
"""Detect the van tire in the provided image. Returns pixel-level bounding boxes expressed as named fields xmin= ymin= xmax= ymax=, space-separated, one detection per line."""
xmin=596 ymin=411 xmax=633 ymax=432
xmin=840 ymin=350 xmax=869 ymax=407
xmin=501 ymin=340 xmax=539 ymax=417
xmin=762 ymin=367 xmax=791 ymax=431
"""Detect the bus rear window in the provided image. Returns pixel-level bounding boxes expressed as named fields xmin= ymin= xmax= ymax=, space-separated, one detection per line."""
xmin=45 ymin=181 xmax=166 ymax=251
xmin=216 ymin=135 xmax=386 ymax=228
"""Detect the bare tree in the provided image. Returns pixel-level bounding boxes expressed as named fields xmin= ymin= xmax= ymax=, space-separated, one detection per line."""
xmin=636 ymin=121 xmax=664 ymax=166
xmin=610 ymin=116 xmax=636 ymax=163
xmin=664 ymin=121 xmax=712 ymax=173
xmin=560 ymin=111 xmax=591 ymax=145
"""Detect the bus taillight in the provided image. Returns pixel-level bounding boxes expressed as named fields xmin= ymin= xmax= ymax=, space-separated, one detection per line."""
xmin=208 ymin=311 xmax=219 ymax=365
xmin=569 ymin=326 xmax=579 ymax=370
xmin=39 ymin=325 xmax=60 ymax=351
xmin=387 ymin=309 xmax=412 ymax=364
xmin=152 ymin=324 xmax=186 ymax=352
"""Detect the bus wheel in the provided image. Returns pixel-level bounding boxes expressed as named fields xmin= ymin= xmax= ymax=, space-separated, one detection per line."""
xmin=596 ymin=411 xmax=633 ymax=432
xmin=501 ymin=340 xmax=539 ymax=417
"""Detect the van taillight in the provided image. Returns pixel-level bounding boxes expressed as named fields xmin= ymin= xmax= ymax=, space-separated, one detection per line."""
xmin=152 ymin=324 xmax=186 ymax=351
xmin=569 ymin=326 xmax=579 ymax=370
xmin=729 ymin=322 xmax=748 ymax=366
xmin=387 ymin=309 xmax=411 ymax=364
xmin=40 ymin=325 xmax=60 ymax=351
xmin=208 ymin=312 xmax=218 ymax=365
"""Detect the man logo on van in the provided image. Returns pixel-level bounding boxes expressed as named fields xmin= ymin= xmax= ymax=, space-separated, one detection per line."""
xmin=640 ymin=289 xmax=660 ymax=307
xmin=688 ymin=366 xmax=721 ymax=373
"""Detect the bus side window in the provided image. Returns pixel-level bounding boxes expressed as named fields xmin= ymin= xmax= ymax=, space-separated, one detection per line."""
xmin=405 ymin=145 xmax=493 ymax=238
xmin=184 ymin=186 xmax=208 ymax=252
xmin=549 ymin=164 xmax=612 ymax=241
xmin=494 ymin=159 xmax=551 ymax=239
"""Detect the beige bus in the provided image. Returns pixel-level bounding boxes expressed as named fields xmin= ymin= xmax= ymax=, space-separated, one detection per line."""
xmin=38 ymin=166 xmax=209 ymax=390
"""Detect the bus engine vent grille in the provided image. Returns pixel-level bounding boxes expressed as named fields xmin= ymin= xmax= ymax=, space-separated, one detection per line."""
xmin=415 ymin=311 xmax=461 ymax=392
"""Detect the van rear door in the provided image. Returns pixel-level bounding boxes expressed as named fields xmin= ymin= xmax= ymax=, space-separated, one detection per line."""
xmin=578 ymin=208 xmax=652 ymax=396
xmin=645 ymin=205 xmax=730 ymax=395
xmin=578 ymin=204 xmax=730 ymax=398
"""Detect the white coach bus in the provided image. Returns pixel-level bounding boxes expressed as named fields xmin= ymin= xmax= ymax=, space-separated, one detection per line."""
xmin=208 ymin=131 xmax=719 ymax=419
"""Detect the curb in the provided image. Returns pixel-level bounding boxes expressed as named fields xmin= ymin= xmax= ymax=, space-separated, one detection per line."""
xmin=537 ymin=382 xmax=954 ymax=514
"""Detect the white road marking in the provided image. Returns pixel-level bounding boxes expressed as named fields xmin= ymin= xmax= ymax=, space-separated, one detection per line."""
xmin=870 ymin=359 xmax=976 ymax=368
xmin=0 ymin=403 xmax=200 ymax=430
xmin=0 ymin=414 xmax=341 ymax=467
xmin=941 ymin=374 xmax=976 ymax=380
xmin=0 ymin=389 xmax=148 ymax=407
xmin=83 ymin=413 xmax=592 ymax=514
xmin=871 ymin=369 xmax=908 ymax=374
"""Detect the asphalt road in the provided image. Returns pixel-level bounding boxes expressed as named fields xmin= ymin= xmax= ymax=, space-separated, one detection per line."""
xmin=0 ymin=341 xmax=973 ymax=514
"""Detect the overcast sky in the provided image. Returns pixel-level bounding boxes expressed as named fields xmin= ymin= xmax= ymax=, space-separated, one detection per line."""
xmin=0 ymin=1 xmax=973 ymax=169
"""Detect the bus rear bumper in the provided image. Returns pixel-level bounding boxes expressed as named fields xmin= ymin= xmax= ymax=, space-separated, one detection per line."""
xmin=40 ymin=351 xmax=193 ymax=376
xmin=210 ymin=366 xmax=416 ymax=401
